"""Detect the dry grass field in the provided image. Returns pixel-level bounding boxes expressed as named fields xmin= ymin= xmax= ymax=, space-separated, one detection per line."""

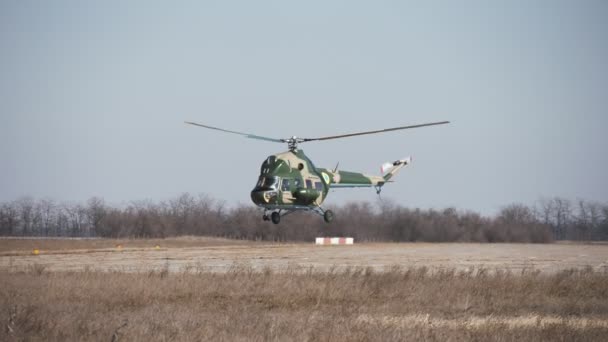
xmin=0 ymin=236 xmax=252 ymax=253
xmin=2 ymin=266 xmax=608 ymax=341
xmin=1 ymin=237 xmax=607 ymax=273
xmin=1 ymin=238 xmax=608 ymax=341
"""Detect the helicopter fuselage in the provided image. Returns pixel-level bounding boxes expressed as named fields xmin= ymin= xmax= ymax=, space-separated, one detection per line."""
xmin=250 ymin=149 xmax=330 ymax=208
xmin=250 ymin=149 xmax=393 ymax=211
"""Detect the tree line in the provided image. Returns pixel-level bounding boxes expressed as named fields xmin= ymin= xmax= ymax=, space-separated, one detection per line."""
xmin=1 ymin=194 xmax=607 ymax=242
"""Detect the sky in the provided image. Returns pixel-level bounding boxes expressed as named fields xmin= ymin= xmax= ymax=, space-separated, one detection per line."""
xmin=1 ymin=1 xmax=607 ymax=214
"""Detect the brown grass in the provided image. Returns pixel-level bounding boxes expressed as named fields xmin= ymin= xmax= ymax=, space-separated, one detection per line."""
xmin=1 ymin=265 xmax=608 ymax=341
xmin=0 ymin=236 xmax=255 ymax=254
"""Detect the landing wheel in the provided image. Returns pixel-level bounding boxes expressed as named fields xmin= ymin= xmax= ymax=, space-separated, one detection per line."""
xmin=271 ymin=212 xmax=281 ymax=224
xmin=323 ymin=210 xmax=334 ymax=223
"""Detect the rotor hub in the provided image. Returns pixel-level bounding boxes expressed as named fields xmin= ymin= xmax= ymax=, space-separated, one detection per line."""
xmin=282 ymin=136 xmax=306 ymax=151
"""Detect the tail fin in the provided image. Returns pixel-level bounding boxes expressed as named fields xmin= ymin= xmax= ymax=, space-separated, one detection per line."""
xmin=382 ymin=156 xmax=412 ymax=181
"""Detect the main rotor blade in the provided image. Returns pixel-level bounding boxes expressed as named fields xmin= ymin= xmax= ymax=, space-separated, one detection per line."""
xmin=184 ymin=121 xmax=283 ymax=143
xmin=302 ymin=121 xmax=450 ymax=142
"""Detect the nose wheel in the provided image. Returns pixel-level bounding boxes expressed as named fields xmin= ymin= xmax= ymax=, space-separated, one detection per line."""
xmin=262 ymin=210 xmax=284 ymax=224
xmin=270 ymin=212 xmax=281 ymax=224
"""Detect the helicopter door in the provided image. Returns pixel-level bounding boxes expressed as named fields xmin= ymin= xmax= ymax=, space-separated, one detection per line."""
xmin=306 ymin=178 xmax=324 ymax=204
xmin=313 ymin=180 xmax=324 ymax=204
xmin=281 ymin=179 xmax=295 ymax=204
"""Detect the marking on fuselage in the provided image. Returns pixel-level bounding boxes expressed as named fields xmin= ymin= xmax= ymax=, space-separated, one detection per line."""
xmin=321 ymin=172 xmax=330 ymax=184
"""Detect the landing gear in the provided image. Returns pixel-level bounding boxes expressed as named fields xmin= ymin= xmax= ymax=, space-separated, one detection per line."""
xmin=261 ymin=207 xmax=334 ymax=224
xmin=323 ymin=210 xmax=334 ymax=223
xmin=311 ymin=206 xmax=334 ymax=224
xmin=263 ymin=209 xmax=289 ymax=224
xmin=271 ymin=212 xmax=281 ymax=224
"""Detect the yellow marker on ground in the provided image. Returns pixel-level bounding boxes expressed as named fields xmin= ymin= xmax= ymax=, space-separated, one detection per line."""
xmin=116 ymin=244 xmax=123 ymax=250
xmin=32 ymin=249 xmax=40 ymax=255
xmin=155 ymin=245 xmax=161 ymax=250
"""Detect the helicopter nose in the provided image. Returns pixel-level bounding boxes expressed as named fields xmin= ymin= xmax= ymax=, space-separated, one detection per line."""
xmin=250 ymin=190 xmax=278 ymax=205
xmin=251 ymin=190 xmax=265 ymax=204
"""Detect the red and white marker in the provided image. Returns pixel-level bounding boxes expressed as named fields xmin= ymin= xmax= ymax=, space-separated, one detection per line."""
xmin=315 ymin=237 xmax=354 ymax=245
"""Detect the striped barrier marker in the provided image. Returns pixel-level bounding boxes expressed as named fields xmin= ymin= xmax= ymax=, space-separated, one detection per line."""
xmin=315 ymin=237 xmax=354 ymax=245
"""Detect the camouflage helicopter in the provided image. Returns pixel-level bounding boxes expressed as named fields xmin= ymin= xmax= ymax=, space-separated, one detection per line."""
xmin=185 ymin=120 xmax=449 ymax=224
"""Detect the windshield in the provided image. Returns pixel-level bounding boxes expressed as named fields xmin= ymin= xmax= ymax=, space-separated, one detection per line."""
xmin=254 ymin=176 xmax=279 ymax=191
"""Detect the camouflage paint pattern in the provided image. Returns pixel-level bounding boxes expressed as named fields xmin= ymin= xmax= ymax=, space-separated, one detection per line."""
xmin=250 ymin=149 xmax=410 ymax=209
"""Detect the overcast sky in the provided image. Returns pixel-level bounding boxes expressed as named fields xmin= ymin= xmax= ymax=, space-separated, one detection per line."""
xmin=1 ymin=1 xmax=607 ymax=214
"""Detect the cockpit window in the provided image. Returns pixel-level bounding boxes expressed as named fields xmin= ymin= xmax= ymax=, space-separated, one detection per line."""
xmin=314 ymin=182 xmax=323 ymax=191
xmin=281 ymin=179 xmax=291 ymax=191
xmin=260 ymin=156 xmax=277 ymax=174
xmin=255 ymin=176 xmax=279 ymax=190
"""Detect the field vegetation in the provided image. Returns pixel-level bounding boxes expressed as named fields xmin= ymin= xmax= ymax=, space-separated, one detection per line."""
xmin=2 ymin=265 xmax=608 ymax=341
xmin=0 ymin=236 xmax=253 ymax=255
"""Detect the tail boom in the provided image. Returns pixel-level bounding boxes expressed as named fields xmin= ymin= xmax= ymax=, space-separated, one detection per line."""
xmin=319 ymin=156 xmax=411 ymax=189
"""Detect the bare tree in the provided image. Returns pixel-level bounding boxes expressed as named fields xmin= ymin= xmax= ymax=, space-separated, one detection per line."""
xmin=0 ymin=202 xmax=19 ymax=236
xmin=536 ymin=198 xmax=554 ymax=225
xmin=64 ymin=203 xmax=89 ymax=237
xmin=37 ymin=198 xmax=56 ymax=236
xmin=87 ymin=197 xmax=106 ymax=237
xmin=16 ymin=197 xmax=36 ymax=236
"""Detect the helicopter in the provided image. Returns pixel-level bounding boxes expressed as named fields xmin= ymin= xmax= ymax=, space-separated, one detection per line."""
xmin=185 ymin=120 xmax=449 ymax=224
